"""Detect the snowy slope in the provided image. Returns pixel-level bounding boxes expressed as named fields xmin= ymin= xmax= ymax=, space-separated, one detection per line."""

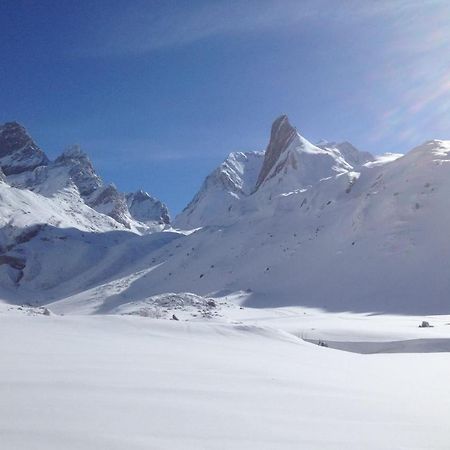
xmin=0 ymin=121 xmax=174 ymax=293
xmin=2 ymin=117 xmax=450 ymax=316
xmin=31 ymin=137 xmax=450 ymax=315
xmin=175 ymin=151 xmax=264 ymax=228
xmin=316 ymin=140 xmax=374 ymax=168
xmin=3 ymin=116 xmax=450 ymax=450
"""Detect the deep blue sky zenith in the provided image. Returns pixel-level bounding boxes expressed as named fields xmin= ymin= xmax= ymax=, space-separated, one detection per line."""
xmin=1 ymin=0 xmax=449 ymax=214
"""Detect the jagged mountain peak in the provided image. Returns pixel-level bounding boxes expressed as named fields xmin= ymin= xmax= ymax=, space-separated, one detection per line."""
xmin=0 ymin=121 xmax=49 ymax=175
xmin=126 ymin=190 xmax=170 ymax=225
xmin=316 ymin=140 xmax=374 ymax=168
xmin=255 ymin=115 xmax=298 ymax=189
xmin=174 ymin=150 xmax=264 ymax=228
xmin=254 ymin=115 xmax=351 ymax=194
xmin=56 ymin=144 xmax=90 ymax=161
xmin=52 ymin=145 xmax=102 ymax=197
xmin=177 ymin=115 xmax=384 ymax=228
xmin=0 ymin=121 xmax=170 ymax=233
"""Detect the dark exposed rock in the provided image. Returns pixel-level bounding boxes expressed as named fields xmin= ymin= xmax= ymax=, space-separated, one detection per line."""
xmin=88 ymin=184 xmax=131 ymax=228
xmin=255 ymin=115 xmax=297 ymax=190
xmin=0 ymin=254 xmax=26 ymax=270
xmin=0 ymin=122 xmax=49 ymax=175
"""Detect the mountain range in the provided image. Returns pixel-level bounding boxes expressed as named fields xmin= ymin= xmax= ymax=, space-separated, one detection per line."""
xmin=1 ymin=116 xmax=449 ymax=315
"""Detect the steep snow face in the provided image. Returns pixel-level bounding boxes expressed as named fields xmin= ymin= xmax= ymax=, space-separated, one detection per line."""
xmin=175 ymin=151 xmax=264 ymax=228
xmin=364 ymin=152 xmax=404 ymax=167
xmin=316 ymin=140 xmax=374 ymax=168
xmin=0 ymin=122 xmax=49 ymax=175
xmin=126 ymin=190 xmax=170 ymax=225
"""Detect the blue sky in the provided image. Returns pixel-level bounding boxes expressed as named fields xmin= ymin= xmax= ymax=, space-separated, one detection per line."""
xmin=1 ymin=0 xmax=449 ymax=214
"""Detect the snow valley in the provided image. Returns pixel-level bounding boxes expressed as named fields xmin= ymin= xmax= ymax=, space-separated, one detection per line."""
xmin=1 ymin=116 xmax=450 ymax=449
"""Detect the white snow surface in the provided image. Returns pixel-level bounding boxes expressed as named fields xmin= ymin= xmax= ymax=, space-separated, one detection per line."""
xmin=3 ymin=118 xmax=450 ymax=449
xmin=1 ymin=303 xmax=450 ymax=450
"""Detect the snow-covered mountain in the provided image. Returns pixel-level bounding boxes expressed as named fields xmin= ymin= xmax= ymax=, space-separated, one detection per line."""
xmin=0 ymin=122 xmax=170 ymax=231
xmin=0 ymin=122 xmax=172 ymax=288
xmin=126 ymin=190 xmax=170 ymax=226
xmin=3 ymin=116 xmax=450 ymax=315
xmin=175 ymin=150 xmax=264 ymax=228
xmin=176 ymin=115 xmax=374 ymax=228
xmin=0 ymin=122 xmax=49 ymax=175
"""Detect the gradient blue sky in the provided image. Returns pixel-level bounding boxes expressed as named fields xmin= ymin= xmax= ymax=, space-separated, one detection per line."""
xmin=1 ymin=0 xmax=449 ymax=214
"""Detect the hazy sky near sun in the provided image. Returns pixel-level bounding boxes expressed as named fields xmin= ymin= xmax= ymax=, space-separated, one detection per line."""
xmin=1 ymin=0 xmax=449 ymax=213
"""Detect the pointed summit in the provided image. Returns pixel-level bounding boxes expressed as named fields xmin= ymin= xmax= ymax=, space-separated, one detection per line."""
xmin=126 ymin=190 xmax=170 ymax=225
xmin=255 ymin=116 xmax=353 ymax=194
xmin=54 ymin=145 xmax=102 ymax=197
xmin=0 ymin=122 xmax=49 ymax=175
xmin=255 ymin=115 xmax=297 ymax=189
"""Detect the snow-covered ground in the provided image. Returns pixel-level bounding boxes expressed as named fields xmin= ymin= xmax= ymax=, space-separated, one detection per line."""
xmin=2 ymin=116 xmax=450 ymax=449
xmin=1 ymin=302 xmax=450 ymax=450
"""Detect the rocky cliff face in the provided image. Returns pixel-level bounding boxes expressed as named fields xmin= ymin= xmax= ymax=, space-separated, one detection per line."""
xmin=255 ymin=115 xmax=298 ymax=190
xmin=0 ymin=122 xmax=49 ymax=175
